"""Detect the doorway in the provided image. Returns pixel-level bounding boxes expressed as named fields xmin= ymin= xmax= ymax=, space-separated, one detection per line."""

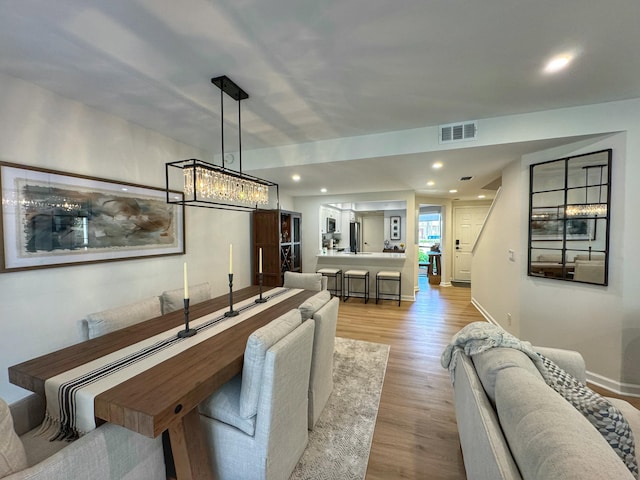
xmin=453 ymin=206 xmax=489 ymax=282
xmin=418 ymin=205 xmax=442 ymax=286
xmin=362 ymin=214 xmax=384 ymax=252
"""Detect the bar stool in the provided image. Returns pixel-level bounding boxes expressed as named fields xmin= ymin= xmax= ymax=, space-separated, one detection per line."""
xmin=376 ymin=270 xmax=401 ymax=306
xmin=317 ymin=267 xmax=343 ymax=298
xmin=343 ymin=269 xmax=369 ymax=304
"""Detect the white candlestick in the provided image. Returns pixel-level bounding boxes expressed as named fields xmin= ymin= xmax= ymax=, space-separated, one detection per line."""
xmin=183 ymin=262 xmax=189 ymax=299
xmin=229 ymin=244 xmax=233 ymax=274
xmin=259 ymin=248 xmax=263 ymax=274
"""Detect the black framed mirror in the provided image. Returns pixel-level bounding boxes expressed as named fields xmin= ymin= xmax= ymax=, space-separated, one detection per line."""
xmin=528 ymin=149 xmax=611 ymax=285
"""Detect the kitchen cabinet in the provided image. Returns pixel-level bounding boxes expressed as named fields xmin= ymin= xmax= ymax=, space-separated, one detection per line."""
xmin=252 ymin=209 xmax=302 ymax=286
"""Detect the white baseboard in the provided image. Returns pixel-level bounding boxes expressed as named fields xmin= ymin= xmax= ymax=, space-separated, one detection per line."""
xmin=470 ymin=297 xmax=497 ymax=325
xmin=440 ymin=281 xmax=452 ymax=287
xmin=587 ymin=371 xmax=640 ymax=398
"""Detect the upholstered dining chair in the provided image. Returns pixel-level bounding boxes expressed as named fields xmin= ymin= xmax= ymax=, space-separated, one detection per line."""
xmin=160 ymin=282 xmax=211 ymax=314
xmin=1 ymin=394 xmax=165 ymax=480
xmin=199 ymin=309 xmax=315 ymax=480
xmin=573 ymin=260 xmax=605 ymax=284
xmin=283 ymin=271 xmax=328 ymax=291
xmin=304 ymin=296 xmax=339 ymax=429
xmin=80 ymin=296 xmax=162 ymax=340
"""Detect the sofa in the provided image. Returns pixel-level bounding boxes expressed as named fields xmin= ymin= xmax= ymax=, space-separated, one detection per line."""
xmin=450 ymin=342 xmax=640 ymax=479
xmin=1 ymin=394 xmax=166 ymax=480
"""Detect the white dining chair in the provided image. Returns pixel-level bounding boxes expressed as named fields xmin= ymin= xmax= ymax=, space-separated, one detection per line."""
xmin=283 ymin=271 xmax=328 ymax=291
xmin=199 ymin=309 xmax=314 ymax=480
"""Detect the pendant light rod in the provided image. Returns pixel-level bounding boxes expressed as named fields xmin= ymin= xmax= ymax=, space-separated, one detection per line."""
xmin=212 ymin=76 xmax=248 ymax=171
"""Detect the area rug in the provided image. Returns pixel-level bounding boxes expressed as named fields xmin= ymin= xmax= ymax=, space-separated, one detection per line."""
xmin=290 ymin=337 xmax=390 ymax=480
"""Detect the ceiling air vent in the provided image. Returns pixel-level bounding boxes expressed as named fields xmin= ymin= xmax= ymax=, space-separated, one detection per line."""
xmin=460 ymin=176 xmax=473 ymax=181
xmin=439 ymin=121 xmax=478 ymax=144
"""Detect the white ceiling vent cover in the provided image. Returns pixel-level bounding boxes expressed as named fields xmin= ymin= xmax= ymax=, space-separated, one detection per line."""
xmin=439 ymin=121 xmax=478 ymax=144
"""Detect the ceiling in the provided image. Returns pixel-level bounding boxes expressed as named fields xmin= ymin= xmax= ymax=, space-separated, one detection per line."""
xmin=1 ymin=0 xmax=639 ymax=199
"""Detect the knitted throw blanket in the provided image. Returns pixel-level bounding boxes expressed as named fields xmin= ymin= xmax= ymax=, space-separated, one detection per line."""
xmin=441 ymin=322 xmax=638 ymax=478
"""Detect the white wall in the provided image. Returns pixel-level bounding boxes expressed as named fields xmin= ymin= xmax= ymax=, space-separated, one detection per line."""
xmin=472 ymin=103 xmax=640 ymax=395
xmin=518 ymin=134 xmax=627 ymax=389
xmin=0 ymin=74 xmax=253 ymax=402
xmin=383 ymin=209 xmax=406 ymax=248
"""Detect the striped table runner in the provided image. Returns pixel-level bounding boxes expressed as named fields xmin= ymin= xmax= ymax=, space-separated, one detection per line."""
xmin=41 ymin=287 xmax=300 ymax=440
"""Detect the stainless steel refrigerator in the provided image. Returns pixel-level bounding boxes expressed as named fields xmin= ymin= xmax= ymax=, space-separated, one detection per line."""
xmin=349 ymin=222 xmax=360 ymax=253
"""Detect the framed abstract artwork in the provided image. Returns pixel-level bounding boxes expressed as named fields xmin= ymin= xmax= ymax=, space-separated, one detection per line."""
xmin=390 ymin=215 xmax=401 ymax=240
xmin=0 ymin=162 xmax=185 ymax=272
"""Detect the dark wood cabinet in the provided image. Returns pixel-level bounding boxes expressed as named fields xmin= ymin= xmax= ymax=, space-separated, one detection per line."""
xmin=252 ymin=209 xmax=302 ymax=286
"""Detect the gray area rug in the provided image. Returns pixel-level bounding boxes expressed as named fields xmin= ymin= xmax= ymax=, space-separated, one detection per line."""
xmin=290 ymin=337 xmax=390 ymax=480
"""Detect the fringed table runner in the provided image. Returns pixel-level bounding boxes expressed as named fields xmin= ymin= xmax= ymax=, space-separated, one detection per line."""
xmin=41 ymin=287 xmax=300 ymax=440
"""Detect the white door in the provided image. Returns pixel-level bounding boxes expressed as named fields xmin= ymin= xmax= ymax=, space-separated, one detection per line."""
xmin=453 ymin=206 xmax=489 ymax=281
xmin=362 ymin=214 xmax=384 ymax=252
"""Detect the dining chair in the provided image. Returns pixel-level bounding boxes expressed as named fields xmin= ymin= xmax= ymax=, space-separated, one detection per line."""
xmin=81 ymin=296 xmax=162 ymax=340
xmin=199 ymin=309 xmax=314 ymax=480
xmin=306 ymin=296 xmax=339 ymax=429
xmin=574 ymin=260 xmax=605 ymax=284
xmin=160 ymin=282 xmax=211 ymax=314
xmin=2 ymin=394 xmax=165 ymax=480
xmin=283 ymin=271 xmax=328 ymax=291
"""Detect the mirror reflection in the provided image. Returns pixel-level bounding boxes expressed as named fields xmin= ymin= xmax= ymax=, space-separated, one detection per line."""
xmin=528 ymin=149 xmax=611 ymax=285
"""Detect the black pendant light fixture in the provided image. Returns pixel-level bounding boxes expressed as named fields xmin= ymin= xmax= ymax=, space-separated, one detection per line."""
xmin=166 ymin=76 xmax=278 ymax=211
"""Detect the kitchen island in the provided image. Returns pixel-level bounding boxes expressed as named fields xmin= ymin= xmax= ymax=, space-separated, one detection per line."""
xmin=316 ymin=250 xmax=411 ymax=301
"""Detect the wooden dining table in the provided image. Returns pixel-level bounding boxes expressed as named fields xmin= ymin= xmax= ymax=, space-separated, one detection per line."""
xmin=8 ymin=285 xmax=317 ymax=480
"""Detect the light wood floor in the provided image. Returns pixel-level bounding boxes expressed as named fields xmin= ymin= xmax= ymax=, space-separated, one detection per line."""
xmin=335 ymin=276 xmax=640 ymax=480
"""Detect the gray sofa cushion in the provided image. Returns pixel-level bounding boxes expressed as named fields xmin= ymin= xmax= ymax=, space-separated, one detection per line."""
xmin=453 ymin=354 xmax=522 ymax=480
xmin=86 ymin=296 xmax=161 ymax=339
xmin=472 ymin=347 xmax=543 ymax=405
xmin=533 ymin=346 xmax=586 ymax=383
xmin=298 ymin=290 xmax=331 ymax=321
xmin=239 ymin=309 xmax=302 ymax=418
xmin=495 ymin=367 xmax=636 ymax=480
xmin=0 ymin=398 xmax=27 ymax=477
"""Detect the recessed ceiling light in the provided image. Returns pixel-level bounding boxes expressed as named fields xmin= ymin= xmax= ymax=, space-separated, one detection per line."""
xmin=320 ymin=188 xmax=327 ymax=193
xmin=544 ymin=54 xmax=573 ymax=74
xmin=449 ymin=189 xmax=458 ymax=193
xmin=478 ymin=194 xmax=486 ymax=199
xmin=432 ymin=162 xmax=443 ymax=169
xmin=292 ymin=174 xmax=301 ymax=181
xmin=426 ymin=181 xmax=435 ymax=186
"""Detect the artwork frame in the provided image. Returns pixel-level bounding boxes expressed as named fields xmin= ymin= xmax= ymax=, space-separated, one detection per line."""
xmin=390 ymin=215 xmax=401 ymax=240
xmin=0 ymin=162 xmax=185 ymax=272
xmin=530 ymin=208 xmax=596 ymax=241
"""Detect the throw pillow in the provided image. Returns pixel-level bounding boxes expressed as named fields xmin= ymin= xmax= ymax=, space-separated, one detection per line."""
xmin=0 ymin=397 xmax=28 ymax=477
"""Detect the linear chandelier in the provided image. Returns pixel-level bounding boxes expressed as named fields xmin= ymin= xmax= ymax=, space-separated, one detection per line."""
xmin=166 ymin=76 xmax=278 ymax=211
xmin=565 ymin=164 xmax=607 ymax=217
